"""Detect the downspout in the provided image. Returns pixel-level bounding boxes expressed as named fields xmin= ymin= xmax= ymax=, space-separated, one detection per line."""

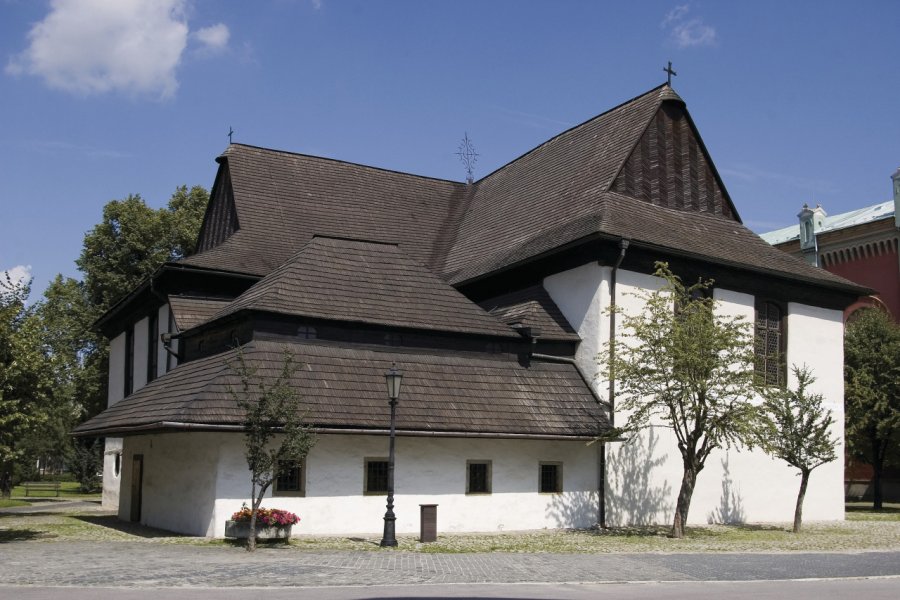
xmin=600 ymin=238 xmax=630 ymax=529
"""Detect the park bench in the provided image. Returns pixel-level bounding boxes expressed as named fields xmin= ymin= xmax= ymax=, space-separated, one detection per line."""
xmin=23 ymin=481 xmax=60 ymax=497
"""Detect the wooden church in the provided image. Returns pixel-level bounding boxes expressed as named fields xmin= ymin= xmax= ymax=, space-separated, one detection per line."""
xmin=75 ymin=83 xmax=863 ymax=536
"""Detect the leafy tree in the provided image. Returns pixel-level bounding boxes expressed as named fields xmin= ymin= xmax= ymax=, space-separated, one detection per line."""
xmin=757 ymin=365 xmax=837 ymax=533
xmin=77 ymin=186 xmax=209 ymax=311
xmin=70 ymin=186 xmax=209 ymax=420
xmin=601 ymin=263 xmax=758 ymax=538
xmin=227 ymin=348 xmax=316 ymax=551
xmin=70 ymin=438 xmax=103 ymax=493
xmin=0 ymin=274 xmax=52 ymax=480
xmin=844 ymin=308 xmax=900 ymax=510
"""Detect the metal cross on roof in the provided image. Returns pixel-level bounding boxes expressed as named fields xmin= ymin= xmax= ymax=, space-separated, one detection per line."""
xmin=456 ymin=132 xmax=479 ymax=184
xmin=228 ymin=126 xmax=234 ymax=144
xmin=663 ymin=61 xmax=677 ymax=85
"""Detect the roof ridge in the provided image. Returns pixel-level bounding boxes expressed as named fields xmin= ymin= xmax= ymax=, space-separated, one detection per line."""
xmin=222 ymin=143 xmax=467 ymax=186
xmin=473 ymin=83 xmax=670 ymax=185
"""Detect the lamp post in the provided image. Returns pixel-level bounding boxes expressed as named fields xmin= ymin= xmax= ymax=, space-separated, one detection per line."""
xmin=380 ymin=364 xmax=403 ymax=547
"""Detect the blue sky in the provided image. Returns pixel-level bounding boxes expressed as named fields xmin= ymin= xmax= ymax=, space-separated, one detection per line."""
xmin=2 ymin=0 xmax=899 ymax=297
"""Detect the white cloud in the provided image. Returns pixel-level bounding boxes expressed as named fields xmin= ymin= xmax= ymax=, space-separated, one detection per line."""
xmin=661 ymin=4 xmax=718 ymax=49
xmin=3 ymin=265 xmax=32 ymax=290
xmin=5 ymin=0 xmax=231 ymax=99
xmin=661 ymin=4 xmax=690 ymax=28
xmin=193 ymin=23 xmax=230 ymax=53
xmin=312 ymin=0 xmax=323 ymax=10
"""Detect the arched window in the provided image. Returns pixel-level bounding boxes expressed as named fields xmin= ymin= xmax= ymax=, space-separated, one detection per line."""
xmin=755 ymin=300 xmax=785 ymax=386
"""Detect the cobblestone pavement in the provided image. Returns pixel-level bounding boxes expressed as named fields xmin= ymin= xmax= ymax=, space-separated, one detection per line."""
xmin=1 ymin=540 xmax=899 ymax=588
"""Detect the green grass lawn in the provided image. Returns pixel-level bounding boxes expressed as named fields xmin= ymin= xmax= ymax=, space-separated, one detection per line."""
xmin=3 ymin=501 xmax=900 ymax=553
xmin=10 ymin=481 xmax=100 ymax=501
xmin=0 ymin=498 xmax=29 ymax=508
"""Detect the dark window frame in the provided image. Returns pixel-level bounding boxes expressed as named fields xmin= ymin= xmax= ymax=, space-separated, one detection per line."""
xmin=754 ymin=299 xmax=787 ymax=387
xmin=165 ymin=308 xmax=176 ymax=373
xmin=539 ymin=462 xmax=563 ymax=494
xmin=364 ymin=457 xmax=389 ymax=495
xmin=124 ymin=327 xmax=134 ymax=396
xmin=147 ymin=313 xmax=158 ymax=383
xmin=273 ymin=458 xmax=307 ymax=497
xmin=466 ymin=460 xmax=492 ymax=495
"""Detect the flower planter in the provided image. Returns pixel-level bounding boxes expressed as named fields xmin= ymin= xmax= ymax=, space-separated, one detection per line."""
xmin=224 ymin=520 xmax=292 ymax=541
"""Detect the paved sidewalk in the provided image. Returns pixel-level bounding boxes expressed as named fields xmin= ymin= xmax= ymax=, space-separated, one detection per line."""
xmin=1 ymin=540 xmax=899 ymax=588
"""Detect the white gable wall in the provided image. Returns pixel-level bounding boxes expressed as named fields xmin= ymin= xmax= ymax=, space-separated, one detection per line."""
xmin=544 ymin=264 xmax=845 ymax=527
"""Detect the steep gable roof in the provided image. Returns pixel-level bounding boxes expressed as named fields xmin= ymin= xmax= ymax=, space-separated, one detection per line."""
xmin=209 ymin=236 xmax=519 ymax=338
xmin=147 ymin=83 xmax=865 ymax=310
xmin=182 ymin=145 xmax=466 ymax=277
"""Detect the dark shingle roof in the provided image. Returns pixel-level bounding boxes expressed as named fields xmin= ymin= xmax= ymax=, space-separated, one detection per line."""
xmin=181 ymin=146 xmax=464 ymax=277
xmin=210 ymin=236 xmax=519 ymax=338
xmin=73 ymin=340 xmax=608 ymax=438
xmin=443 ymin=85 xmax=666 ymax=281
xmin=479 ymin=286 xmax=580 ymax=342
xmin=175 ymin=84 xmax=863 ymax=298
xmin=168 ymin=296 xmax=232 ymax=331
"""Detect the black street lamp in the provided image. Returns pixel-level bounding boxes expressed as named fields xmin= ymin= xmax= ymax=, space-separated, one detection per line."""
xmin=380 ymin=363 xmax=403 ymax=547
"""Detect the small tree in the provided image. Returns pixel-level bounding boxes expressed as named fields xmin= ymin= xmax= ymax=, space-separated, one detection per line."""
xmin=844 ymin=308 xmax=900 ymax=510
xmin=602 ymin=263 xmax=758 ymax=538
xmin=228 ymin=347 xmax=316 ymax=551
xmin=757 ymin=365 xmax=837 ymax=533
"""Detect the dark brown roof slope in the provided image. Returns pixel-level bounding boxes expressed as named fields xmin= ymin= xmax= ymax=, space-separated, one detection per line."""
xmin=168 ymin=296 xmax=232 ymax=331
xmin=73 ymin=340 xmax=608 ymax=438
xmin=479 ymin=286 xmax=580 ymax=342
xmin=210 ymin=236 xmax=519 ymax=338
xmin=442 ymin=85 xmax=670 ymax=280
xmin=181 ymin=144 xmax=464 ymax=277
xmin=173 ymin=85 xmax=862 ymax=299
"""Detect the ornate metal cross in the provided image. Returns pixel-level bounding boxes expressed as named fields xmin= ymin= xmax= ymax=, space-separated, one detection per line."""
xmin=456 ymin=132 xmax=479 ymax=184
xmin=663 ymin=61 xmax=677 ymax=85
xmin=227 ymin=126 xmax=234 ymax=144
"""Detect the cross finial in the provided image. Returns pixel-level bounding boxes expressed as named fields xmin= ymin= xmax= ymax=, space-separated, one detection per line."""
xmin=456 ymin=132 xmax=479 ymax=184
xmin=663 ymin=61 xmax=677 ymax=85
xmin=227 ymin=126 xmax=234 ymax=144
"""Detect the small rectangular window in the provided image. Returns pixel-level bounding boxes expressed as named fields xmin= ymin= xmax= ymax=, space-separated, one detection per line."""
xmin=539 ymin=462 xmax=562 ymax=494
xmin=165 ymin=308 xmax=175 ymax=373
xmin=364 ymin=458 xmax=388 ymax=494
xmin=274 ymin=459 xmax=306 ymax=497
xmin=147 ymin=313 xmax=158 ymax=383
xmin=466 ymin=460 xmax=492 ymax=494
xmin=124 ymin=327 xmax=134 ymax=396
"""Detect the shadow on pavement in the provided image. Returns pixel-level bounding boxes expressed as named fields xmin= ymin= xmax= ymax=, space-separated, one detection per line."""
xmin=0 ymin=529 xmax=57 ymax=543
xmin=74 ymin=515 xmax=185 ymax=539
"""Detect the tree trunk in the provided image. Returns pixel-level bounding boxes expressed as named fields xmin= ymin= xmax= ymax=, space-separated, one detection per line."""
xmin=793 ymin=469 xmax=810 ymax=534
xmin=671 ymin=466 xmax=697 ymax=538
xmin=247 ymin=510 xmax=258 ymax=552
xmin=872 ymin=442 xmax=884 ymax=511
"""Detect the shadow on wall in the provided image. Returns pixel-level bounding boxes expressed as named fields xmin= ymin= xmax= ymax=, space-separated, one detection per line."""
xmin=707 ymin=454 xmax=745 ymax=524
xmin=606 ymin=428 xmax=672 ymax=526
xmin=546 ymin=489 xmax=598 ymax=528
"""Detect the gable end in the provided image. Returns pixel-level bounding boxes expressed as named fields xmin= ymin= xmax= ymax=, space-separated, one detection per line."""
xmin=611 ymin=102 xmax=738 ymax=221
xmin=196 ymin=161 xmax=239 ymax=253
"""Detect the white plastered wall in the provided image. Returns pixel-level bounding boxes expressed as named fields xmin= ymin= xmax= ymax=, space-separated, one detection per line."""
xmin=102 ymin=332 xmax=126 ymax=509
xmin=544 ymin=264 xmax=846 ymax=526
xmin=118 ymin=432 xmax=599 ymax=537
